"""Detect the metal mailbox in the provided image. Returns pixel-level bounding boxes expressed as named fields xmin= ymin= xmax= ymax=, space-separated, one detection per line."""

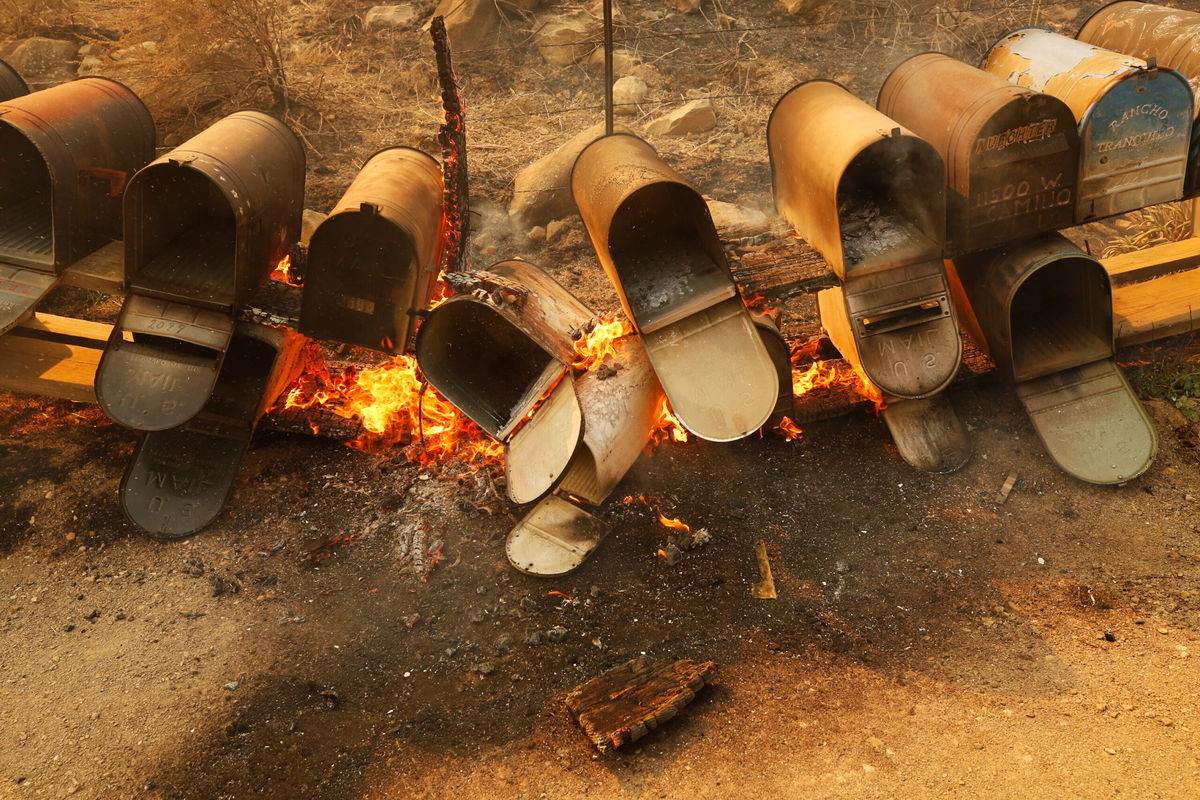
xmin=769 ymin=80 xmax=968 ymax=473
xmin=983 ymin=27 xmax=1194 ymax=220
xmin=570 ymin=133 xmax=778 ymax=443
xmin=948 ymin=232 xmax=1156 ymax=483
xmin=301 ymin=147 xmax=444 ymax=353
xmin=878 ymin=53 xmax=1079 ymax=256
xmin=1077 ymin=2 xmax=1200 ymax=195
xmin=0 ymin=59 xmax=28 ymax=101
xmin=0 ymin=77 xmax=155 ymax=333
xmin=122 ymin=323 xmax=305 ymax=537
xmin=416 ymin=259 xmax=663 ymax=576
xmin=95 ymin=111 xmax=304 ymax=432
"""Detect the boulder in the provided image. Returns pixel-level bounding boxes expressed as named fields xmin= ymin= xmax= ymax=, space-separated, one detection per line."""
xmin=509 ymin=121 xmax=608 ymax=227
xmin=301 ymin=209 xmax=327 ymax=246
xmin=587 ymin=47 xmax=639 ymax=74
xmin=612 ymin=75 xmax=647 ymax=114
xmin=428 ymin=0 xmax=500 ymax=52
xmin=7 ymin=37 xmax=76 ymax=87
xmin=780 ymin=0 xmax=831 ymax=15
xmin=536 ymin=12 xmax=596 ymax=66
xmin=645 ymin=99 xmax=716 ymax=136
xmin=672 ymin=0 xmax=702 ymax=12
xmin=365 ymin=4 xmax=419 ymax=32
xmin=111 ymin=41 xmax=158 ymax=62
xmin=706 ymin=200 xmax=769 ymax=233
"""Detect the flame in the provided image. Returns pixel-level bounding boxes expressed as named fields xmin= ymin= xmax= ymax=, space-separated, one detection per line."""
xmin=649 ymin=396 xmax=689 ymax=447
xmin=775 ymin=415 xmax=803 ymax=441
xmin=657 ymin=512 xmax=691 ymax=533
xmin=571 ymin=314 xmax=635 ymax=371
xmin=789 ymin=339 xmax=885 ymax=410
xmin=270 ymin=254 xmax=302 ymax=287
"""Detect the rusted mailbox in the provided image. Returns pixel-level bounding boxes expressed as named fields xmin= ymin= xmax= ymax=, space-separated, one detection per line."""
xmin=948 ymin=233 xmax=1156 ymax=483
xmin=768 ymin=80 xmax=968 ymax=473
xmin=983 ymin=27 xmax=1194 ymax=220
xmin=0 ymin=59 xmax=27 ymax=101
xmin=0 ymin=77 xmax=155 ymax=333
xmin=95 ymin=111 xmax=304 ymax=432
xmin=571 ymin=133 xmax=779 ymax=443
xmin=301 ymin=147 xmax=444 ymax=353
xmin=1077 ymin=2 xmax=1200 ymax=195
xmin=878 ymin=53 xmax=1079 ymax=256
xmin=416 ymin=260 xmax=662 ymax=576
xmin=122 ymin=323 xmax=305 ymax=537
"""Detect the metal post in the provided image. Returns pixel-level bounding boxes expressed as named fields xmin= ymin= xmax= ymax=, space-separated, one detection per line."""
xmin=603 ymin=0 xmax=614 ymax=136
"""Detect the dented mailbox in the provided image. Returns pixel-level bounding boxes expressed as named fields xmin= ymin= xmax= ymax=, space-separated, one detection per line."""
xmin=0 ymin=77 xmax=155 ymax=333
xmin=301 ymin=147 xmax=444 ymax=353
xmin=571 ymin=133 xmax=778 ymax=443
xmin=878 ymin=53 xmax=1079 ymax=256
xmin=416 ymin=260 xmax=663 ymax=576
xmin=1077 ymin=1 xmax=1200 ymax=195
xmin=948 ymin=233 xmax=1156 ymax=484
xmin=95 ymin=111 xmax=304 ymax=432
xmin=0 ymin=59 xmax=27 ymax=101
xmin=983 ymin=27 xmax=1193 ymax=220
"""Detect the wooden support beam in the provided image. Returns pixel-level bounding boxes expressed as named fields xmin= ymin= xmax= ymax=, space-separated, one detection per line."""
xmin=58 ymin=241 xmax=124 ymax=294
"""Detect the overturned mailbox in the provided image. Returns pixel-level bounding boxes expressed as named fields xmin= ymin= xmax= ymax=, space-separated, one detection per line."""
xmin=0 ymin=77 xmax=155 ymax=334
xmin=948 ymin=233 xmax=1156 ymax=484
xmin=1077 ymin=1 xmax=1200 ymax=196
xmin=768 ymin=80 xmax=968 ymax=474
xmin=301 ymin=147 xmax=444 ymax=353
xmin=983 ymin=27 xmax=1194 ymax=221
xmin=96 ymin=111 xmax=304 ymax=432
xmin=122 ymin=323 xmax=305 ymax=537
xmin=571 ymin=133 xmax=780 ymax=443
xmin=878 ymin=53 xmax=1079 ymax=256
xmin=416 ymin=259 xmax=662 ymax=576
xmin=0 ymin=59 xmax=27 ymax=101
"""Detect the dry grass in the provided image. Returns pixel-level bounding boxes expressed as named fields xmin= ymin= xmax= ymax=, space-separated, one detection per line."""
xmin=0 ymin=0 xmax=77 ymax=39
xmin=1101 ymin=202 xmax=1195 ymax=259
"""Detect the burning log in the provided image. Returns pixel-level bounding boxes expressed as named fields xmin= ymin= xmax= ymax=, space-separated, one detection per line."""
xmin=431 ymin=14 xmax=469 ymax=275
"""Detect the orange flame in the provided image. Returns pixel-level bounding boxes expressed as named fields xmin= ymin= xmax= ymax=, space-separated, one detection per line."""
xmin=656 ymin=512 xmax=691 ymax=533
xmin=270 ymin=254 xmax=301 ymax=287
xmin=775 ymin=415 xmax=803 ymax=441
xmin=649 ymin=396 xmax=689 ymax=447
xmin=789 ymin=339 xmax=885 ymax=410
xmin=571 ymin=314 xmax=635 ymax=371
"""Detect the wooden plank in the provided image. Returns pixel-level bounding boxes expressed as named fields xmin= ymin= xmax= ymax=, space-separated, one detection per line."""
xmin=1103 ymin=237 xmax=1200 ymax=286
xmin=728 ymin=236 xmax=837 ymax=300
xmin=1114 ymin=267 xmax=1200 ymax=346
xmin=0 ymin=328 xmax=106 ymax=403
xmin=58 ymin=241 xmax=124 ymax=294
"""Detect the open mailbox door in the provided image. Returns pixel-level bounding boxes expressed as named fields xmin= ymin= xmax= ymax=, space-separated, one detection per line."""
xmin=0 ymin=76 xmax=154 ymax=334
xmin=879 ymin=52 xmax=1079 ymax=256
xmin=769 ymin=80 xmax=968 ymax=473
xmin=571 ymin=133 xmax=777 ymax=443
xmin=96 ymin=111 xmax=304 ymax=431
xmin=983 ymin=27 xmax=1193 ymax=220
xmin=301 ymin=147 xmax=444 ymax=353
xmin=1077 ymin=2 xmax=1200 ymax=196
xmin=948 ymin=233 xmax=1157 ymax=483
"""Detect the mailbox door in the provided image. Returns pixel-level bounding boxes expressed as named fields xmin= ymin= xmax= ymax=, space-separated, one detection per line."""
xmin=504 ymin=375 xmax=584 ymax=504
xmin=0 ymin=266 xmax=55 ymax=334
xmin=881 ymin=394 xmax=971 ymax=474
xmin=505 ymin=492 xmax=607 ymax=577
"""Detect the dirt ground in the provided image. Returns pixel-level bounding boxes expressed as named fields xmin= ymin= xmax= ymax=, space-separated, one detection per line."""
xmin=3 ymin=0 xmax=1200 ymax=798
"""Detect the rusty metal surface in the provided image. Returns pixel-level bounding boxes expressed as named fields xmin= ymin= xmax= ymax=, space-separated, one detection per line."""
xmin=0 ymin=77 xmax=154 ymax=273
xmin=301 ymin=146 xmax=443 ymax=353
xmin=879 ymin=53 xmax=1078 ymax=255
xmin=125 ymin=110 xmax=304 ymax=311
xmin=0 ymin=59 xmax=28 ymax=101
xmin=768 ymin=80 xmax=946 ymax=278
xmin=1077 ymin=1 xmax=1200 ymax=194
xmin=983 ymin=27 xmax=1193 ymax=219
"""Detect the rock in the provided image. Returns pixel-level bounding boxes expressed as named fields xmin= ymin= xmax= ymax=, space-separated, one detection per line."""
xmin=526 ymin=225 xmax=547 ymax=242
xmin=474 ymin=661 xmax=495 ymax=676
xmin=660 ymin=544 xmax=684 ymax=567
xmin=77 ymin=55 xmax=103 ymax=76
xmin=496 ymin=633 xmax=514 ymax=654
xmin=613 ymin=75 xmax=647 ymax=113
xmin=509 ymin=121 xmax=610 ymax=227
xmin=781 ymin=0 xmax=832 ymax=15
xmin=546 ymin=625 xmax=568 ymax=643
xmin=110 ymin=41 xmax=157 ymax=62
xmin=535 ymin=13 xmax=596 ymax=66
xmin=672 ymin=0 xmax=702 ymax=12
xmin=523 ymin=628 xmax=542 ymax=645
xmin=645 ymin=99 xmax=716 ymax=136
xmin=364 ymin=4 xmax=419 ymax=32
xmin=588 ymin=47 xmax=639 ymax=74
xmin=301 ymin=209 xmax=326 ymax=245
xmin=7 ymin=37 xmax=76 ymax=87
xmin=545 ymin=219 xmax=568 ymax=241
xmin=428 ymin=0 xmax=500 ymax=52
xmin=706 ymin=199 xmax=768 ymax=232
xmin=223 ymin=681 xmax=239 ymax=691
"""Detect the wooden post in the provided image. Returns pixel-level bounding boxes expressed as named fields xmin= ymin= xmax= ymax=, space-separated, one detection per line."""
xmin=1192 ymin=197 xmax=1199 ymax=237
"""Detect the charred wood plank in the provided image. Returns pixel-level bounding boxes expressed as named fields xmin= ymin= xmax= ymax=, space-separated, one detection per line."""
xmin=726 ymin=234 xmax=837 ymax=301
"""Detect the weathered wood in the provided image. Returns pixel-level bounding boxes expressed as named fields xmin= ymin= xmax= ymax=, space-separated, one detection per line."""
xmin=1114 ymin=267 xmax=1200 ymax=346
xmin=58 ymin=241 xmax=124 ymax=294
xmin=0 ymin=313 xmax=110 ymax=403
xmin=728 ymin=235 xmax=837 ymax=300
xmin=563 ymin=657 xmax=717 ymax=753
xmin=1104 ymin=237 xmax=1200 ymax=286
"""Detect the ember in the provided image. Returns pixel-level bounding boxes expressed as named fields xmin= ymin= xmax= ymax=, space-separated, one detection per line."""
xmin=789 ymin=341 xmax=885 ymax=411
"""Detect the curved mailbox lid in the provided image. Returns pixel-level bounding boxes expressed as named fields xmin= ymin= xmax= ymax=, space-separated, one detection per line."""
xmin=301 ymin=147 xmax=444 ymax=353
xmin=414 ymin=260 xmax=588 ymax=504
xmin=121 ymin=323 xmax=305 ymax=537
xmin=749 ymin=311 xmax=795 ymax=426
xmin=983 ymin=27 xmax=1192 ymax=219
xmin=507 ymin=334 xmax=663 ymax=577
xmin=0 ymin=59 xmax=28 ymax=101
xmin=880 ymin=394 xmax=972 ymax=474
xmin=571 ymin=133 xmax=777 ymax=442
xmin=878 ymin=53 xmax=1078 ymax=255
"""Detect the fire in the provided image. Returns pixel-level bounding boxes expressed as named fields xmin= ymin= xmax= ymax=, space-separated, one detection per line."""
xmin=649 ymin=396 xmax=689 ymax=447
xmin=571 ymin=314 xmax=635 ymax=371
xmin=656 ymin=512 xmax=691 ymax=533
xmin=270 ymin=254 xmax=302 ymax=287
xmin=775 ymin=415 xmax=803 ymax=441
xmin=789 ymin=339 xmax=885 ymax=410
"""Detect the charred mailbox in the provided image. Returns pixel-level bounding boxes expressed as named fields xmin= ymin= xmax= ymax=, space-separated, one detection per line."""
xmin=983 ymin=27 xmax=1193 ymax=221
xmin=1077 ymin=1 xmax=1200 ymax=196
xmin=878 ymin=53 xmax=1079 ymax=256
xmin=0 ymin=76 xmax=155 ymax=334
xmin=571 ymin=133 xmax=779 ymax=443
xmin=95 ymin=111 xmax=304 ymax=432
xmin=948 ymin=233 xmax=1156 ymax=484
xmin=416 ymin=260 xmax=662 ymax=577
xmin=768 ymin=80 xmax=968 ymax=473
xmin=301 ymin=147 xmax=444 ymax=353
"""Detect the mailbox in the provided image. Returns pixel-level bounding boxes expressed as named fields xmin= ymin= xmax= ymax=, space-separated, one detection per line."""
xmin=571 ymin=133 xmax=778 ymax=443
xmin=95 ymin=111 xmax=304 ymax=432
xmin=879 ymin=52 xmax=1079 ymax=255
xmin=948 ymin=233 xmax=1157 ymax=483
xmin=301 ymin=147 xmax=444 ymax=353
xmin=1077 ymin=2 xmax=1200 ymax=195
xmin=0 ymin=59 xmax=27 ymax=100
xmin=983 ymin=27 xmax=1193 ymax=220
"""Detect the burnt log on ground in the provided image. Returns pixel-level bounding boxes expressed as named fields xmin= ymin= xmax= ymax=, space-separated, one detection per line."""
xmin=563 ymin=657 xmax=717 ymax=753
